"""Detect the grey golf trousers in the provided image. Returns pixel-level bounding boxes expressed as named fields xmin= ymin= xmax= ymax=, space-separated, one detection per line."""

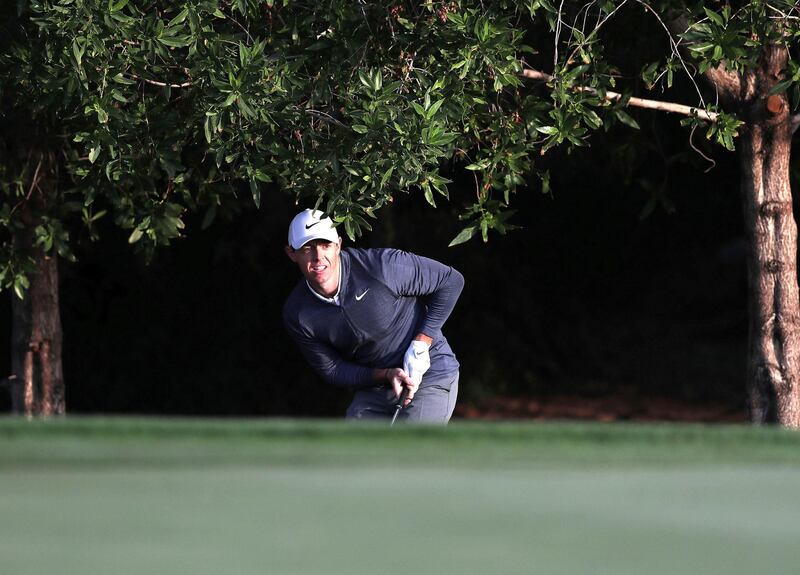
xmin=346 ymin=372 xmax=459 ymax=424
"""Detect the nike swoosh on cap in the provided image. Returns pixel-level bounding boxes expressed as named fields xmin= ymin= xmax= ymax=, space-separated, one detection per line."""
xmin=305 ymin=221 xmax=322 ymax=229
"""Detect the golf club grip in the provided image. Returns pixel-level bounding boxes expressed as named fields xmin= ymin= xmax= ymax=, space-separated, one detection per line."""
xmin=396 ymin=387 xmax=409 ymax=408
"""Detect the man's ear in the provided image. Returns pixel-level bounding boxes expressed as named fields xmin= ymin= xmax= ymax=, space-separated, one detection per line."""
xmin=285 ymin=245 xmax=297 ymax=262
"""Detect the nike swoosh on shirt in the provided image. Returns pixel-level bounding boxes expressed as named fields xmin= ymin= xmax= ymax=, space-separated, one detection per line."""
xmin=355 ymin=289 xmax=369 ymax=301
xmin=305 ymin=221 xmax=321 ymax=229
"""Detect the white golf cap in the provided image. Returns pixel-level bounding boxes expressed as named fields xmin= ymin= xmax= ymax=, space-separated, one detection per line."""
xmin=287 ymin=209 xmax=339 ymax=249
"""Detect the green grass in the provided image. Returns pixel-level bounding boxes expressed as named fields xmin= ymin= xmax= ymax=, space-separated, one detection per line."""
xmin=1 ymin=417 xmax=799 ymax=575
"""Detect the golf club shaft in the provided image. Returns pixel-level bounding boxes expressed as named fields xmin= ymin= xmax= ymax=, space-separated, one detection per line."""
xmin=390 ymin=388 xmax=409 ymax=426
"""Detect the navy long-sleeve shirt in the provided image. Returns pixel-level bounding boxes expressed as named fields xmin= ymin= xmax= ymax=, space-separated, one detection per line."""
xmin=283 ymin=248 xmax=463 ymax=388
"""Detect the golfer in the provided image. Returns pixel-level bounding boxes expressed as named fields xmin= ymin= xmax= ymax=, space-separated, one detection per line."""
xmin=283 ymin=209 xmax=463 ymax=423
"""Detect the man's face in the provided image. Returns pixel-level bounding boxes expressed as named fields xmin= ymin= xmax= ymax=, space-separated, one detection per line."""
xmin=285 ymin=238 xmax=342 ymax=296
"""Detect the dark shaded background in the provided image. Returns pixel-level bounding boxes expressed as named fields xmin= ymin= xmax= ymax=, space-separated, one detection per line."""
xmin=1 ymin=109 xmax=766 ymax=417
xmin=3 ymin=4 xmax=783 ymax=419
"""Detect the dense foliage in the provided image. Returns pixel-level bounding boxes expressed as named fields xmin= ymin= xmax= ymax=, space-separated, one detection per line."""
xmin=2 ymin=1 xmax=797 ymax=294
xmin=0 ymin=0 xmax=534 ymax=296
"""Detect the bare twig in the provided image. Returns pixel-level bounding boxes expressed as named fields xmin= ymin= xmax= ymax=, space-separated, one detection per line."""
xmin=565 ymin=0 xmax=630 ymax=67
xmin=552 ymin=1 xmax=708 ymax=110
xmin=632 ymin=0 xmax=707 ymax=108
xmin=671 ymin=13 xmax=740 ymax=101
xmin=27 ymin=158 xmax=43 ymax=199
xmin=553 ymin=0 xmax=566 ymax=72
xmin=521 ymin=68 xmax=719 ymax=121
xmin=8 ymin=157 xmax=44 ymax=219
xmin=766 ymin=2 xmax=800 ymax=21
xmin=358 ymin=0 xmax=375 ymax=37
xmin=689 ymin=124 xmax=716 ymax=172
xmin=225 ymin=13 xmax=253 ymax=44
xmin=130 ymin=74 xmax=193 ymax=88
xmin=304 ymin=109 xmax=348 ymax=129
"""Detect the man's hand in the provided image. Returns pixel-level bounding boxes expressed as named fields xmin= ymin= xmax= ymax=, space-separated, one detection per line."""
xmin=403 ymin=339 xmax=431 ymax=387
xmin=385 ymin=367 xmax=416 ymax=406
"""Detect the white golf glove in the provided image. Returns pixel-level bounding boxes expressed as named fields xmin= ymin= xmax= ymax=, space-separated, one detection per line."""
xmin=403 ymin=340 xmax=431 ymax=386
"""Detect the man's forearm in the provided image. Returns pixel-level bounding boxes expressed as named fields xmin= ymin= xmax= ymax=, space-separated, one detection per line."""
xmin=419 ymin=268 xmax=464 ymax=336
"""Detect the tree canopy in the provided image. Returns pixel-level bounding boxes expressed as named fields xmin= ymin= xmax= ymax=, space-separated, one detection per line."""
xmin=3 ymin=2 xmax=794 ymax=278
xmin=2 ymin=0 xmax=800 ymax=421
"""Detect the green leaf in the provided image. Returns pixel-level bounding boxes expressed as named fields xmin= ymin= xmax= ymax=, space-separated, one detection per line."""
xmin=223 ymin=92 xmax=238 ymax=107
xmin=108 ymin=0 xmax=130 ymax=12
xmin=105 ymin=159 xmax=117 ymax=180
xmin=167 ymin=7 xmax=189 ymax=27
xmin=112 ymin=73 xmax=135 ymax=85
xmin=689 ymin=43 xmax=715 ymax=54
xmin=583 ymin=110 xmax=602 ymax=129
xmin=423 ymin=185 xmax=436 ymax=207
xmin=704 ymin=8 xmax=724 ymax=27
xmin=358 ymin=69 xmax=372 ymax=90
xmin=449 ymin=225 xmax=477 ymax=247
xmin=95 ymin=106 xmax=109 ymax=124
xmin=204 ymin=116 xmax=213 ymax=143
xmin=71 ymin=39 xmax=84 ymax=67
xmin=89 ymin=145 xmax=101 ymax=164
xmin=344 ymin=219 xmax=355 ymax=240
xmin=464 ymin=163 xmax=488 ymax=171
xmin=250 ymin=179 xmax=261 ymax=208
xmin=128 ymin=228 xmax=143 ymax=244
xmin=254 ymin=170 xmax=271 ymax=183
xmin=380 ymin=166 xmax=394 ymax=187
xmin=769 ymin=80 xmax=794 ymax=95
xmin=159 ymin=36 xmax=192 ymax=48
xmin=614 ymin=110 xmax=640 ymax=130
xmin=426 ymin=98 xmax=445 ymax=119
xmin=237 ymin=97 xmax=255 ymax=119
xmin=351 ymin=124 xmax=368 ymax=134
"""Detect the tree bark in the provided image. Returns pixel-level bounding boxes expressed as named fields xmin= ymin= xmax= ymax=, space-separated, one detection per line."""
xmin=9 ymin=160 xmax=65 ymax=417
xmin=736 ymin=48 xmax=800 ymax=426
xmin=10 ymin=243 xmax=65 ymax=417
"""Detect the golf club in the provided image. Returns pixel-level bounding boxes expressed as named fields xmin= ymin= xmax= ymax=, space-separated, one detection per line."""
xmin=390 ymin=387 xmax=410 ymax=427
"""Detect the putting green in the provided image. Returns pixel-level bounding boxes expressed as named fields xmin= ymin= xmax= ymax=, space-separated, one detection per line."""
xmin=1 ymin=418 xmax=799 ymax=575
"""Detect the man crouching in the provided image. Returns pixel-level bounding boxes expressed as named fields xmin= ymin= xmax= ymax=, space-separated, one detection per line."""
xmin=283 ymin=209 xmax=463 ymax=423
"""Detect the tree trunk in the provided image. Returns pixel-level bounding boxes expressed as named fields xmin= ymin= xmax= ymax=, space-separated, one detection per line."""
xmin=9 ymin=161 xmax=65 ymax=417
xmin=10 ymin=252 xmax=65 ymax=416
xmin=738 ymin=51 xmax=800 ymax=426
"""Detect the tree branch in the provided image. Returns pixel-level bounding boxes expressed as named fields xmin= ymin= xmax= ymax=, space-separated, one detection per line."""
xmin=521 ymin=68 xmax=719 ymax=122
xmin=8 ymin=158 xmax=43 ymax=219
xmin=634 ymin=1 xmax=709 ymax=108
xmin=303 ymin=109 xmax=348 ymax=129
xmin=130 ymin=74 xmax=193 ymax=89
xmin=668 ymin=13 xmax=741 ymax=103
